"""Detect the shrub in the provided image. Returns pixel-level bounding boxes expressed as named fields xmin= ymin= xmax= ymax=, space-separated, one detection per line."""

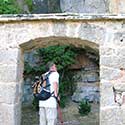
xmin=78 ymin=99 xmax=91 ymax=116
xmin=0 ymin=0 xmax=22 ymax=14
xmin=59 ymin=96 xmax=67 ymax=108
xmin=32 ymin=97 xmax=39 ymax=111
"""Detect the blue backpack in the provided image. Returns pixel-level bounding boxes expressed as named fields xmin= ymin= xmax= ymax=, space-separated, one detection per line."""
xmin=33 ymin=72 xmax=54 ymax=100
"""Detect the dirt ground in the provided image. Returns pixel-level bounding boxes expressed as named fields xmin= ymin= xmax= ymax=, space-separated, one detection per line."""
xmin=21 ymin=100 xmax=99 ymax=125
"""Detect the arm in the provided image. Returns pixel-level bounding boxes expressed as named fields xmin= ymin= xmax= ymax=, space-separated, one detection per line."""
xmin=53 ymin=81 xmax=58 ymax=97
xmin=53 ymin=81 xmax=60 ymax=102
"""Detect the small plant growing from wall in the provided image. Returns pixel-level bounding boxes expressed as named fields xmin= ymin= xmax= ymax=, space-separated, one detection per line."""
xmin=78 ymin=99 xmax=91 ymax=116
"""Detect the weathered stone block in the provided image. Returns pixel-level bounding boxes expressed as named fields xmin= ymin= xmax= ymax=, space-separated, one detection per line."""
xmin=28 ymin=22 xmax=53 ymax=38
xmin=119 ymin=0 xmax=125 ymax=14
xmin=108 ymin=0 xmax=118 ymax=14
xmin=66 ymin=22 xmax=80 ymax=38
xmin=0 ymin=65 xmax=18 ymax=82
xmin=100 ymin=66 xmax=120 ymax=80
xmin=78 ymin=23 xmax=104 ymax=44
xmin=113 ymin=83 xmax=125 ymax=91
xmin=100 ymin=106 xmax=123 ymax=125
xmin=100 ymin=47 xmax=116 ymax=56
xmin=113 ymin=32 xmax=125 ymax=46
xmin=72 ymin=85 xmax=100 ymax=102
xmin=60 ymin=0 xmax=108 ymax=13
xmin=52 ymin=21 xmax=67 ymax=36
xmin=0 ymin=103 xmax=21 ymax=125
xmin=0 ymin=49 xmax=19 ymax=65
xmin=100 ymin=82 xmax=115 ymax=107
xmin=0 ymin=83 xmax=20 ymax=104
xmin=100 ymin=55 xmax=121 ymax=68
xmin=116 ymin=47 xmax=125 ymax=56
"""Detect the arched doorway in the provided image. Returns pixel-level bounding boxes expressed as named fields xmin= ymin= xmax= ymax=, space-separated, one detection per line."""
xmin=20 ymin=36 xmax=99 ymax=125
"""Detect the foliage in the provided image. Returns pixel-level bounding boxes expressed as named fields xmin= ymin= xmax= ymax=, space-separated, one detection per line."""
xmin=59 ymin=71 xmax=76 ymax=97
xmin=32 ymin=97 xmax=39 ymax=111
xmin=59 ymin=80 xmax=76 ymax=108
xmin=78 ymin=99 xmax=91 ymax=116
xmin=24 ymin=61 xmax=36 ymax=79
xmin=59 ymin=96 xmax=67 ymax=108
xmin=24 ymin=0 xmax=33 ymax=12
xmin=0 ymin=0 xmax=22 ymax=14
xmin=32 ymin=45 xmax=77 ymax=74
xmin=24 ymin=61 xmax=33 ymax=75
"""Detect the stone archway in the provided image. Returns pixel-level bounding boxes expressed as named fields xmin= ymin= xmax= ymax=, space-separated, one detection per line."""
xmin=21 ymin=36 xmax=99 ymax=125
xmin=0 ymin=14 xmax=125 ymax=125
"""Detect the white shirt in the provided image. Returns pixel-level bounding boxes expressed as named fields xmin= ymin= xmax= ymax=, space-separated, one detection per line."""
xmin=39 ymin=71 xmax=59 ymax=108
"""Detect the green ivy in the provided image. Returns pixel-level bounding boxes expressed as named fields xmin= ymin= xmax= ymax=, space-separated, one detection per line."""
xmin=0 ymin=0 xmax=22 ymax=14
xmin=32 ymin=45 xmax=77 ymax=74
xmin=78 ymin=99 xmax=91 ymax=116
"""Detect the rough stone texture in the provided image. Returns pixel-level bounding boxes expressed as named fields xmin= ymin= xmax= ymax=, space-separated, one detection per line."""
xmin=72 ymin=82 xmax=100 ymax=103
xmin=60 ymin=0 xmax=108 ymax=13
xmin=100 ymin=106 xmax=123 ymax=125
xmin=22 ymin=78 xmax=33 ymax=104
xmin=78 ymin=23 xmax=105 ymax=44
xmin=15 ymin=0 xmax=125 ymax=14
xmin=119 ymin=0 xmax=125 ymax=14
xmin=32 ymin=0 xmax=61 ymax=14
xmin=53 ymin=21 xmax=67 ymax=36
xmin=0 ymin=14 xmax=125 ymax=125
xmin=0 ymin=103 xmax=21 ymax=125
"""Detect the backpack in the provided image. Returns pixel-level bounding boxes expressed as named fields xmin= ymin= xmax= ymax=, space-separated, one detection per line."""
xmin=32 ymin=72 xmax=54 ymax=100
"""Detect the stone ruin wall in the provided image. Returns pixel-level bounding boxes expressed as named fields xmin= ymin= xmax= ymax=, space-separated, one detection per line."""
xmin=0 ymin=14 xmax=124 ymax=125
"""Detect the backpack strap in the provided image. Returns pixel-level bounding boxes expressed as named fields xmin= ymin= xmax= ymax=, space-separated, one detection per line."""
xmin=42 ymin=71 xmax=54 ymax=90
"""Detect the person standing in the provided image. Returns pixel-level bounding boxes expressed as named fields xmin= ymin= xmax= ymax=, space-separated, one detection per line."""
xmin=39 ymin=62 xmax=59 ymax=125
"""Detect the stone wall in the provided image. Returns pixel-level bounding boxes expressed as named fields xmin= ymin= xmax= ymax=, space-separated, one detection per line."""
xmin=100 ymin=20 xmax=125 ymax=125
xmin=31 ymin=0 xmax=125 ymax=14
xmin=0 ymin=14 xmax=125 ymax=125
xmin=60 ymin=0 xmax=108 ymax=13
xmin=60 ymin=0 xmax=125 ymax=14
xmin=16 ymin=0 xmax=125 ymax=14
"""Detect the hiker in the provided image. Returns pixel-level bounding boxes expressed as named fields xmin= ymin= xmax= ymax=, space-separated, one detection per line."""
xmin=39 ymin=62 xmax=59 ymax=125
xmin=111 ymin=68 xmax=125 ymax=105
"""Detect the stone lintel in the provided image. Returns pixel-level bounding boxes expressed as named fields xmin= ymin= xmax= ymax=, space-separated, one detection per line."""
xmin=0 ymin=13 xmax=125 ymax=23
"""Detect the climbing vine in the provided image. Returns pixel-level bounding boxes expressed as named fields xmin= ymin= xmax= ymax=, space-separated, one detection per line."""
xmin=0 ymin=0 xmax=22 ymax=14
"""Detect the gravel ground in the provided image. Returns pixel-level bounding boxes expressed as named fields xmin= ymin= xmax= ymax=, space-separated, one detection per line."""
xmin=21 ymin=100 xmax=99 ymax=125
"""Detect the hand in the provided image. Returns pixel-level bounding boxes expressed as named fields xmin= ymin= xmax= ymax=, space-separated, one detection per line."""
xmin=54 ymin=95 xmax=60 ymax=102
xmin=57 ymin=96 xmax=60 ymax=102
